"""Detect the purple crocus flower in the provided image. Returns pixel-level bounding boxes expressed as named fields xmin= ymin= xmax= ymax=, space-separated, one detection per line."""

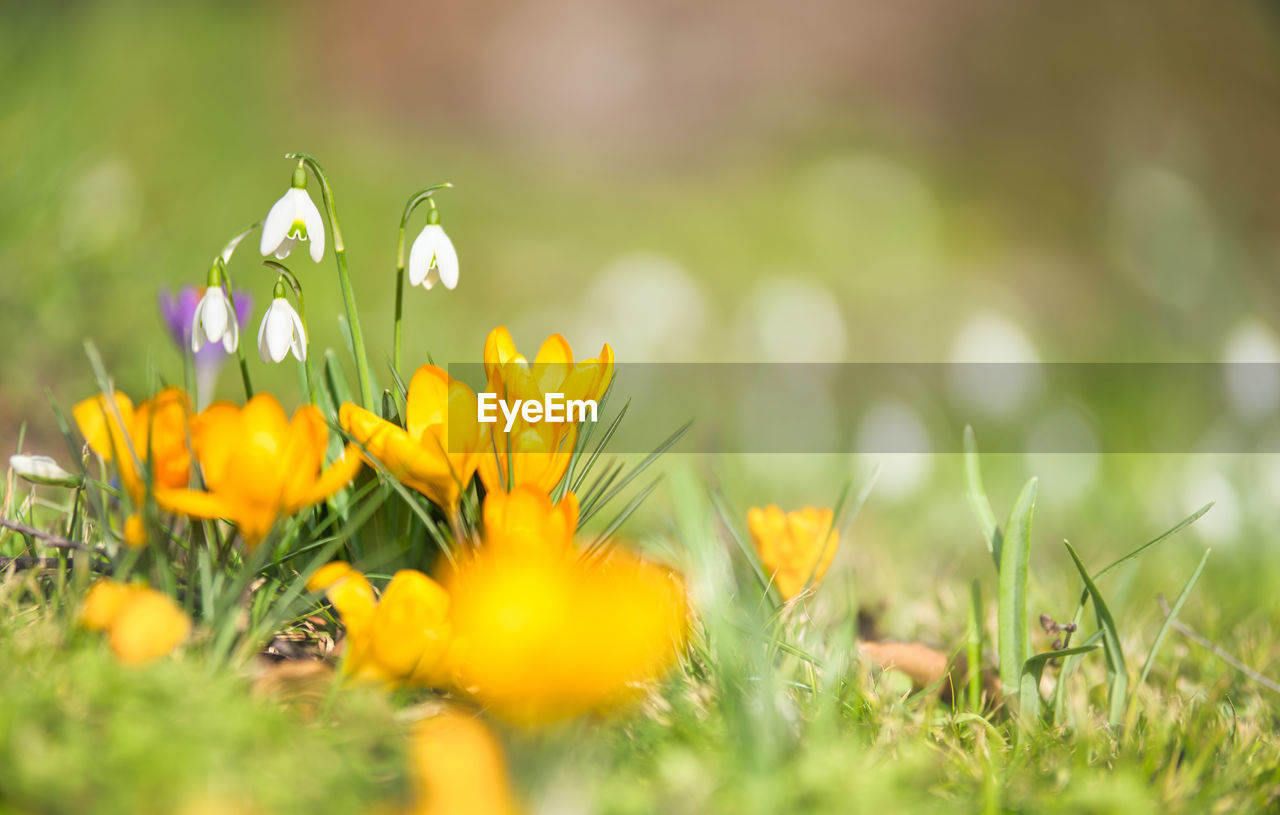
xmin=159 ymin=286 xmax=252 ymax=408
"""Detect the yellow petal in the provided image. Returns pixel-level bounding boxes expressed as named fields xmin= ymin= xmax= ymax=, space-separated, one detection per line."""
xmin=73 ymin=392 xmax=134 ymax=462
xmin=405 ymin=365 xmax=450 ymax=441
xmin=108 ymin=588 xmax=191 ymax=665
xmin=483 ymin=326 xmax=522 ymax=384
xmin=289 ymin=444 xmax=363 ymax=511
xmin=368 ymin=570 xmax=451 ymax=684
xmin=310 ymin=562 xmax=377 ymax=638
xmin=81 ymin=579 xmax=142 ymax=631
xmin=155 ymin=487 xmax=234 ymax=521
xmin=407 ymin=711 xmax=524 ymax=815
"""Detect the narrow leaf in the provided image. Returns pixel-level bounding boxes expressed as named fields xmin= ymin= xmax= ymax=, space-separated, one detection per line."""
xmin=963 ymin=425 xmax=1003 ymax=567
xmin=1064 ymin=541 xmax=1129 ymax=728
xmin=998 ymin=477 xmax=1037 ymax=703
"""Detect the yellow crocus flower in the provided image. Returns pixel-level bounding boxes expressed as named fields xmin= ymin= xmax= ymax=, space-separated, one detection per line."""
xmin=156 ymin=394 xmax=362 ymax=546
xmin=340 ymin=365 xmax=482 ymax=510
xmin=308 ymin=562 xmax=451 ymax=688
xmin=478 ymin=327 xmax=613 ymax=494
xmin=81 ymin=579 xmax=191 ymax=665
xmin=74 ymin=387 xmax=193 ymax=500
xmin=445 ymin=486 xmax=687 ymax=724
xmin=747 ymin=505 xmax=839 ymax=600
xmin=74 ymin=387 xmax=193 ymax=545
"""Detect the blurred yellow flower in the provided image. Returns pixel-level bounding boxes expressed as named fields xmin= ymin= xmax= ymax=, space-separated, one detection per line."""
xmin=81 ymin=579 xmax=191 ymax=665
xmin=405 ymin=711 xmax=523 ymax=815
xmin=74 ymin=387 xmax=192 ymax=545
xmin=157 ymin=394 xmax=362 ymax=546
xmin=747 ymin=505 xmax=839 ymax=600
xmin=310 ymin=486 xmax=687 ymax=724
xmin=340 ymin=365 xmax=482 ymax=510
xmin=445 ymin=486 xmax=687 ymax=724
xmin=308 ymin=563 xmax=451 ymax=688
xmin=478 ymin=327 xmax=613 ymax=494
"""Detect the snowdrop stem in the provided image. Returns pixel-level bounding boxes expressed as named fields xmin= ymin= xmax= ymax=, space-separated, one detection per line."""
xmin=285 ymin=152 xmax=374 ymax=409
xmin=393 ymin=183 xmax=453 ymax=375
xmin=214 ymin=257 xmax=255 ymax=400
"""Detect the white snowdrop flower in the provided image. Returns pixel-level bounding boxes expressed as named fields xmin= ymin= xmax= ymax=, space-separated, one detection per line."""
xmin=407 ymin=221 xmax=459 ymax=290
xmin=9 ymin=454 xmax=81 ymax=487
xmin=192 ymin=280 xmax=239 ymax=353
xmin=260 ymin=167 xmax=325 ymax=263
xmin=258 ymin=283 xmax=307 ymax=363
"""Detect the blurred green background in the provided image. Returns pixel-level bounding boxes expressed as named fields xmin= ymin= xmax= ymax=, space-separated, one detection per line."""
xmin=6 ymin=2 xmax=1280 ymax=622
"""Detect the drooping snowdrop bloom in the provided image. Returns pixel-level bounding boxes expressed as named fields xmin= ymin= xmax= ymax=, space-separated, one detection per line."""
xmin=162 ymin=285 xmax=252 ymax=409
xmin=191 ymin=278 xmax=240 ymax=354
xmin=258 ymin=279 xmax=307 ymax=363
xmin=9 ymin=454 xmax=81 ymax=487
xmin=260 ymin=166 xmax=326 ymax=263
xmin=407 ymin=209 xmax=458 ymax=290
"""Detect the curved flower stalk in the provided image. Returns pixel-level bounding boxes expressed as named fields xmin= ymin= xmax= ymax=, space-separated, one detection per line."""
xmin=260 ymin=166 xmax=325 ymax=262
xmin=478 ymin=327 xmax=614 ymax=494
xmin=307 ymin=562 xmax=452 ymax=687
xmin=312 ymin=486 xmax=689 ymax=725
xmin=747 ymin=505 xmax=839 ymax=600
xmin=339 ymin=365 xmax=482 ymax=511
xmin=257 ymin=277 xmax=307 ymax=363
xmin=81 ymin=579 xmax=191 ymax=664
xmin=281 ymin=152 xmax=375 ymax=409
xmin=393 ymin=183 xmax=454 ymax=374
xmin=73 ymin=387 xmax=193 ymax=546
xmin=156 ymin=394 xmax=362 ymax=546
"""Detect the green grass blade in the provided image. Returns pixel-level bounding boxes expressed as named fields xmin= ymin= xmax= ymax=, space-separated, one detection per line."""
xmin=1094 ymin=502 xmax=1213 ymax=582
xmin=963 ymin=425 xmax=1003 ymax=567
xmin=1137 ymin=548 xmax=1211 ymax=690
xmin=577 ymin=420 xmax=691 ymax=526
xmin=582 ymin=477 xmax=661 ymax=557
xmin=998 ymin=477 xmax=1036 ymax=706
xmin=967 ymin=579 xmax=984 ymax=713
xmin=1064 ymin=541 xmax=1128 ymax=728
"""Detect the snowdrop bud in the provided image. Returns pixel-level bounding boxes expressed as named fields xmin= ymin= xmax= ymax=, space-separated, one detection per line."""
xmin=192 ymin=264 xmax=239 ymax=353
xmin=407 ymin=205 xmax=458 ymax=290
xmin=260 ymin=166 xmax=326 ymax=263
xmin=9 ymin=454 xmax=82 ymax=487
xmin=257 ymin=279 xmax=307 ymax=363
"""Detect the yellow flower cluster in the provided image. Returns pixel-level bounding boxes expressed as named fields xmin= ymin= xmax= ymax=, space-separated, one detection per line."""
xmin=340 ymin=327 xmax=613 ymax=509
xmin=74 ymin=391 xmax=362 ymax=547
xmin=310 ymin=486 xmax=688 ymax=725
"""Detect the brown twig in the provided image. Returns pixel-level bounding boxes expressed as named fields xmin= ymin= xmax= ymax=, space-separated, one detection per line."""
xmin=0 ymin=519 xmax=87 ymax=551
xmin=1158 ymin=595 xmax=1280 ymax=695
xmin=0 ymin=556 xmax=110 ymax=573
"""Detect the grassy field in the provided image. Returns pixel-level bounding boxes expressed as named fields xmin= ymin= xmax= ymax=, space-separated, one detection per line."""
xmin=5 ymin=3 xmax=1280 ymax=813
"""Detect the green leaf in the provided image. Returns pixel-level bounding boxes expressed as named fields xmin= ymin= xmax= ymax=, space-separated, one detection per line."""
xmin=998 ymin=477 xmax=1036 ymax=707
xmin=1021 ymin=643 xmax=1103 ymax=720
xmin=1064 ymin=541 xmax=1129 ymax=728
xmin=963 ymin=426 xmax=1003 ymax=567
